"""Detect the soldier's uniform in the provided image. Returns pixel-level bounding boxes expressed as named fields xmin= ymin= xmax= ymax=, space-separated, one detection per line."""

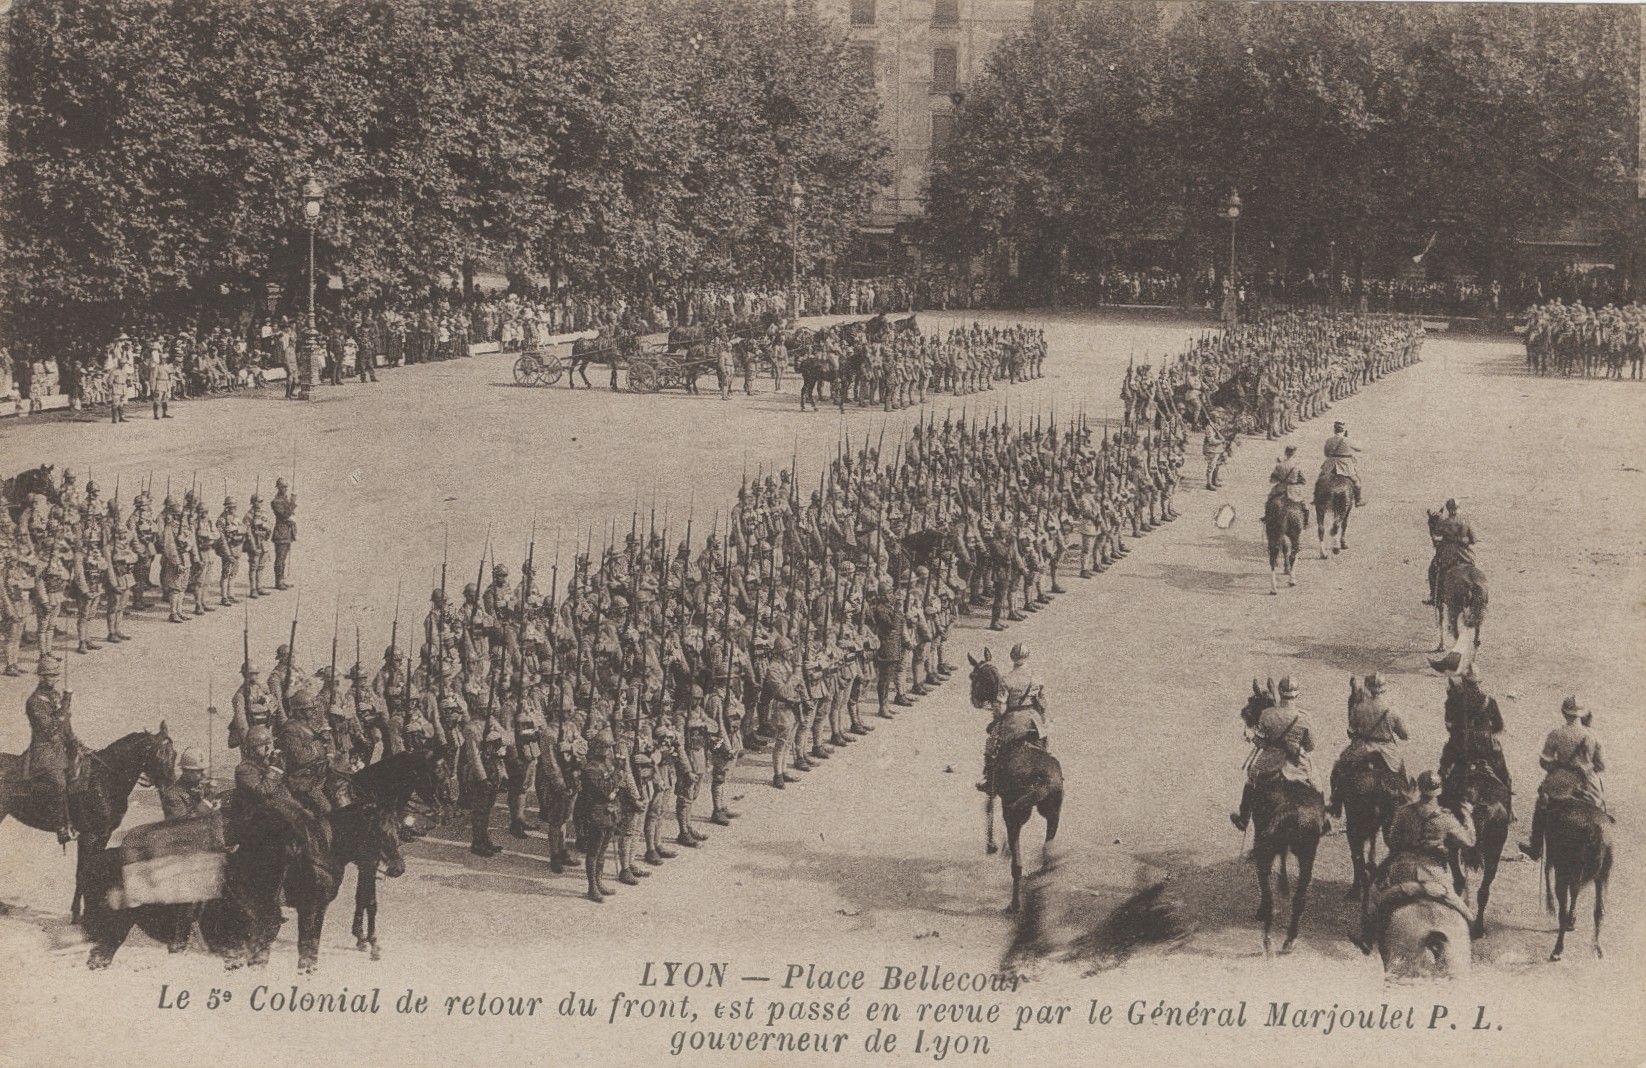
xmin=270 ymin=480 xmax=297 ymax=590
xmin=1520 ymin=697 xmax=1607 ymax=862
xmin=244 ymin=496 xmax=272 ymax=597
xmin=25 ymin=656 xmax=78 ymax=842
xmin=1326 ymin=675 xmax=1410 ymax=817
xmin=574 ymin=737 xmax=622 ymax=901
xmin=215 ymin=500 xmax=246 ymax=605
xmin=228 ymin=663 xmax=280 ymax=749
xmin=1231 ymin=679 xmax=1318 ymax=832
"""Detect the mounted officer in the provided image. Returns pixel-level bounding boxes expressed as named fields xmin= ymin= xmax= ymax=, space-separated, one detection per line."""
xmin=1425 ymin=498 xmax=1475 ymax=606
xmin=1320 ymin=421 xmax=1364 ymax=505
xmin=26 ymin=654 xmax=79 ymax=843
xmin=1268 ymin=445 xmax=1308 ymax=511
xmin=1326 ymin=673 xmax=1409 ymax=818
xmin=1518 ymin=695 xmax=1607 ymax=862
xmin=1230 ymin=676 xmax=1317 ymax=832
xmin=1387 ymin=770 xmax=1474 ymax=859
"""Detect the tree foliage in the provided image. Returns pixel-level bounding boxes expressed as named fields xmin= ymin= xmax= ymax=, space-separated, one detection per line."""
xmin=1 ymin=0 xmax=890 ymax=326
xmin=925 ymin=0 xmax=1639 ymax=289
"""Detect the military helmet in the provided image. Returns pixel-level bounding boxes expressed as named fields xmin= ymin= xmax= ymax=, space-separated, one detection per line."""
xmin=1010 ymin=642 xmax=1029 ymax=663
xmin=1416 ymin=770 xmax=1442 ymax=797
xmin=1365 ymin=673 xmax=1388 ymax=694
xmin=37 ymin=654 xmax=63 ymax=679
xmin=1278 ymin=676 xmax=1301 ymax=698
xmin=178 ymin=747 xmax=207 ymax=773
xmin=246 ymin=725 xmax=274 ymax=748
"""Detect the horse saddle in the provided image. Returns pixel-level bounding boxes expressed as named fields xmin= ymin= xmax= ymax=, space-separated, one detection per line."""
xmin=1367 ymin=852 xmax=1471 ymax=925
xmin=15 ymin=745 xmax=90 ymax=794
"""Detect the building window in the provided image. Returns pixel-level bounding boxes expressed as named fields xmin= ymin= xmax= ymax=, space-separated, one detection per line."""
xmin=851 ymin=45 xmax=876 ymax=89
xmin=850 ymin=0 xmax=875 ymax=26
xmin=932 ymin=47 xmax=957 ymax=93
xmin=931 ymin=111 xmax=955 ymax=153
xmin=933 ymin=0 xmax=959 ymax=25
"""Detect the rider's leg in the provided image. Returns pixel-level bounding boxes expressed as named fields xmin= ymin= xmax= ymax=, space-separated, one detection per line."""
xmin=1230 ymin=781 xmax=1254 ymax=831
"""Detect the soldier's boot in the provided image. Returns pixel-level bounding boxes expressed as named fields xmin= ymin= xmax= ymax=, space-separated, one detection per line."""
xmin=709 ymin=784 xmax=737 ymax=825
xmin=220 ymin=577 xmax=233 ymax=606
xmin=75 ymin=617 xmax=100 ymax=654
xmin=168 ymin=592 xmax=186 ymax=623
xmin=585 ymin=850 xmax=606 ymax=902
xmin=1229 ymin=783 xmax=1254 ymax=832
xmin=615 ymin=838 xmax=640 ymax=884
xmin=988 ymin=602 xmax=1006 ymax=632
xmin=2 ymin=623 xmax=22 ymax=675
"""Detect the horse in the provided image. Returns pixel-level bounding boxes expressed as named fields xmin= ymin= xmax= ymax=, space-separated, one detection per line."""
xmin=0 ymin=724 xmax=177 ymax=922
xmin=1338 ymin=677 xmax=1411 ymax=906
xmin=347 ymin=750 xmax=442 ymax=958
xmin=3 ymin=464 xmax=59 ymax=524
xmin=1238 ymin=679 xmax=1323 ymax=953
xmin=1263 ymin=494 xmax=1307 ymax=594
xmin=1365 ymin=857 xmax=1474 ymax=978
xmin=82 ymin=794 xmax=405 ymax=972
xmin=1427 ymin=510 xmax=1487 ymax=670
xmin=968 ymin=650 xmax=1063 ymax=913
xmin=568 ymin=331 xmax=637 ymax=390
xmin=1545 ymin=801 xmax=1613 ymax=961
xmin=1312 ymin=471 xmax=1354 ymax=558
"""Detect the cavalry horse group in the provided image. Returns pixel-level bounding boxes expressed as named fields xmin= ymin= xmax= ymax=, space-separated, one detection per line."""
xmin=0 ymin=717 xmax=439 ymax=973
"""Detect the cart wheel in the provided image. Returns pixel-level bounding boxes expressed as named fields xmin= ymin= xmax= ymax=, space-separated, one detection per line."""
xmin=628 ymin=361 xmax=660 ymax=393
xmin=513 ymin=354 xmax=539 ymax=385
xmin=540 ymin=353 xmax=565 ymax=386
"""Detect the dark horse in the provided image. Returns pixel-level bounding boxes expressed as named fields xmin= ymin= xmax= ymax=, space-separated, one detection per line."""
xmin=0 ymin=724 xmax=177 ymax=921
xmin=1264 ymin=495 xmax=1308 ymax=595
xmin=1239 ymin=679 xmax=1324 ymax=953
xmin=968 ymin=651 xmax=1063 ymax=913
xmin=1427 ymin=509 xmax=1487 ymax=672
xmin=1439 ymin=673 xmax=1512 ymax=940
xmin=1337 ymin=677 xmax=1412 ymax=908
xmin=568 ymin=331 xmax=639 ymax=390
xmin=80 ymin=795 xmax=406 ymax=972
xmin=795 ymin=348 xmax=867 ymax=411
xmin=1312 ymin=471 xmax=1354 ymax=558
xmin=348 ymin=750 xmax=442 ymax=957
xmin=1544 ymin=801 xmax=1613 ymax=961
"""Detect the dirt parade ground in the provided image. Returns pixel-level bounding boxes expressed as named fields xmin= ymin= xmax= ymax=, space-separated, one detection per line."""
xmin=0 ymin=310 xmax=1641 ymax=1066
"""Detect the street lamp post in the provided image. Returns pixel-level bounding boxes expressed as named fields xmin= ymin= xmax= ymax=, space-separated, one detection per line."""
xmin=1222 ymin=188 xmax=1241 ymax=325
xmin=299 ymin=177 xmax=326 ymax=400
xmin=788 ymin=178 xmax=804 ymax=321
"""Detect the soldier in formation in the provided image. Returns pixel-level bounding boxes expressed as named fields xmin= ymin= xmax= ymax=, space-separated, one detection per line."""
xmin=0 ymin=469 xmax=293 ymax=670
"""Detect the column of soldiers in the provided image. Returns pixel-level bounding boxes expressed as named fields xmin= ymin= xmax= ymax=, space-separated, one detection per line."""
xmin=795 ymin=321 xmax=1049 ymax=410
xmin=1127 ymin=312 xmax=1425 ymax=442
xmin=0 ymin=470 xmax=296 ymax=673
xmin=1523 ymin=300 xmax=1646 ymax=380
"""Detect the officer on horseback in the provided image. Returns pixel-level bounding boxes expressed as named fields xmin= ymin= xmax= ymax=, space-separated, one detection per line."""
xmin=25 ymin=654 xmax=78 ymax=843
xmin=975 ymin=645 xmax=1048 ymax=796
xmin=1269 ymin=445 xmax=1308 ymax=507
xmin=1426 ymin=498 xmax=1475 ymax=606
xmin=1326 ymin=673 xmax=1409 ymax=819
xmin=1230 ymin=676 xmax=1317 ymax=832
xmin=1518 ymin=696 xmax=1606 ymax=862
xmin=1321 ymin=421 xmax=1364 ymax=505
xmin=1388 ymin=771 xmax=1474 ymax=859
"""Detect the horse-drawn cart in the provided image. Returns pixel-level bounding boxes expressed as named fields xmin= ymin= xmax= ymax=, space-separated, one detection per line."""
xmin=511 ymin=345 xmax=566 ymax=387
xmin=624 ymin=342 xmax=716 ymax=393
